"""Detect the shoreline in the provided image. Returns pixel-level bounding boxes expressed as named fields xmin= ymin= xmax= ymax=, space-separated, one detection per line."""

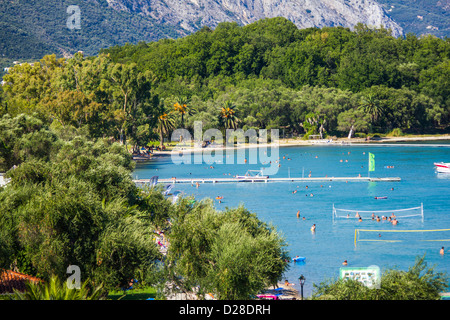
xmin=139 ymin=134 xmax=449 ymax=300
xmin=263 ymin=281 xmax=303 ymax=300
xmin=145 ymin=134 xmax=450 ymax=157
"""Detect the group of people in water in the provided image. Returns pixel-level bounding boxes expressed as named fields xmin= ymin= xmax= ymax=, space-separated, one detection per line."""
xmin=295 ymin=210 xmax=316 ymax=231
xmin=351 ymin=211 xmax=400 ymax=225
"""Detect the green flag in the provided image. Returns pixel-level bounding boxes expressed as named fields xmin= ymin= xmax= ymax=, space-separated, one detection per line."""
xmin=369 ymin=153 xmax=375 ymax=172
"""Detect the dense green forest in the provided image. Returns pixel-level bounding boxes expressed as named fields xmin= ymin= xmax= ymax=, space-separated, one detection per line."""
xmin=1 ymin=17 xmax=448 ymax=145
xmin=101 ymin=18 xmax=449 ymax=137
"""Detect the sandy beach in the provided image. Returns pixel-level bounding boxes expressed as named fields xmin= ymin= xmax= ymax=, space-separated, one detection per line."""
xmin=147 ymin=134 xmax=450 ymax=157
xmin=262 ymin=282 xmax=303 ymax=300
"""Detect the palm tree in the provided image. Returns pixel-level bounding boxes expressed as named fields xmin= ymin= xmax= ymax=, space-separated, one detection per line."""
xmin=9 ymin=275 xmax=105 ymax=300
xmin=157 ymin=111 xmax=175 ymax=148
xmin=358 ymin=94 xmax=384 ymax=126
xmin=219 ymin=101 xmax=240 ymax=130
xmin=173 ymin=97 xmax=196 ymax=129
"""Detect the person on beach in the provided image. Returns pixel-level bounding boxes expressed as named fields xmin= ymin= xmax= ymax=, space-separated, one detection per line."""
xmin=285 ymin=280 xmax=294 ymax=286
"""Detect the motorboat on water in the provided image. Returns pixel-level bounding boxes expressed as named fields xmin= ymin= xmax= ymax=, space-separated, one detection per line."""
xmin=235 ymin=170 xmax=269 ymax=180
xmin=434 ymin=162 xmax=450 ymax=173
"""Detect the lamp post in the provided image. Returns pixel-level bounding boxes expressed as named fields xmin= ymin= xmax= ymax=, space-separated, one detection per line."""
xmin=299 ymin=275 xmax=306 ymax=300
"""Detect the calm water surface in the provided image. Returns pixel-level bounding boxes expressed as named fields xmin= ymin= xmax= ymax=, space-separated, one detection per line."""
xmin=134 ymin=142 xmax=450 ymax=296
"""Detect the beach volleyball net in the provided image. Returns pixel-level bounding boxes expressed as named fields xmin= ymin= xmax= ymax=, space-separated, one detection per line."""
xmin=333 ymin=204 xmax=424 ymax=222
xmin=354 ymin=228 xmax=450 ymax=245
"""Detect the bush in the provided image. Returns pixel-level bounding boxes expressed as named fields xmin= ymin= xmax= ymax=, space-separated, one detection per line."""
xmin=311 ymin=256 xmax=448 ymax=300
xmin=387 ymin=128 xmax=404 ymax=137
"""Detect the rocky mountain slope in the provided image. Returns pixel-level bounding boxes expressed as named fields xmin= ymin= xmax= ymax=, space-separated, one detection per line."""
xmin=2 ymin=0 xmax=449 ymax=65
xmin=106 ymin=0 xmax=404 ymax=37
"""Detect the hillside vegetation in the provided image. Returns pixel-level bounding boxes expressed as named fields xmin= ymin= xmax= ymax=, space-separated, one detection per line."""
xmin=378 ymin=0 xmax=450 ymax=38
xmin=1 ymin=18 xmax=449 ymax=145
xmin=0 ymin=0 xmax=183 ymax=60
xmin=102 ymin=18 xmax=449 ymax=135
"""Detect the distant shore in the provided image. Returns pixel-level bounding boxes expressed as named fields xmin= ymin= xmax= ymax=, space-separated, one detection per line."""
xmin=145 ymin=134 xmax=450 ymax=157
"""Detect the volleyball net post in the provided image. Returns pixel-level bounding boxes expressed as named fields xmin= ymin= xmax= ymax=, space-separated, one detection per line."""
xmin=332 ymin=203 xmax=335 ymax=224
xmin=421 ymin=202 xmax=424 ymax=223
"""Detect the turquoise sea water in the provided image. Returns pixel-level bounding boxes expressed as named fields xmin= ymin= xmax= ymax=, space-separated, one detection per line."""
xmin=134 ymin=142 xmax=450 ymax=297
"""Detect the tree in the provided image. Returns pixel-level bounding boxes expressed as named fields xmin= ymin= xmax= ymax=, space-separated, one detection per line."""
xmin=300 ymin=112 xmax=327 ymax=139
xmin=0 ymin=113 xmax=57 ymax=172
xmin=218 ymin=101 xmax=240 ymax=130
xmin=337 ymin=108 xmax=371 ymax=135
xmin=358 ymin=94 xmax=384 ymax=127
xmin=173 ymin=96 xmax=196 ymax=129
xmin=419 ymin=59 xmax=450 ymax=125
xmin=106 ymin=62 xmax=150 ymax=145
xmin=0 ymin=114 xmax=161 ymax=289
xmin=2 ymin=55 xmax=65 ymax=118
xmin=9 ymin=275 xmax=105 ymax=300
xmin=156 ymin=110 xmax=175 ymax=148
xmin=165 ymin=200 xmax=289 ymax=300
xmin=311 ymin=255 xmax=448 ymax=300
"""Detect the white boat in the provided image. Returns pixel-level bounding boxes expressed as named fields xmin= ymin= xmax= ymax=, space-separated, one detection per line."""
xmin=434 ymin=162 xmax=450 ymax=173
xmin=235 ymin=170 xmax=269 ymax=180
